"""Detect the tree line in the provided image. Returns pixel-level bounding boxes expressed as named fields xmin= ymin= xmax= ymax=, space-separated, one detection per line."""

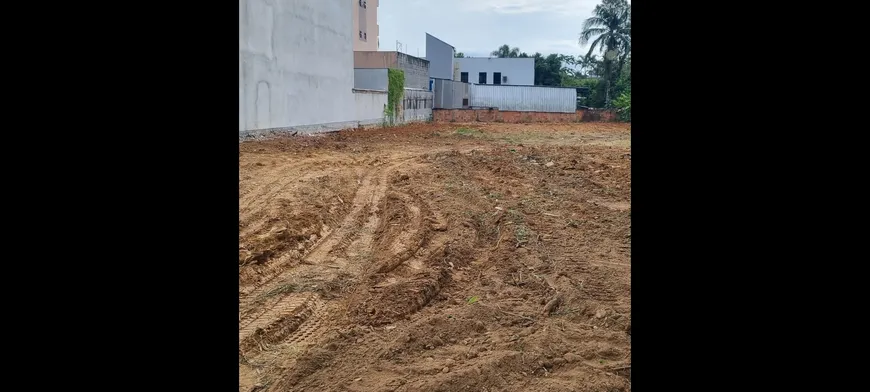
xmin=454 ymin=0 xmax=630 ymax=118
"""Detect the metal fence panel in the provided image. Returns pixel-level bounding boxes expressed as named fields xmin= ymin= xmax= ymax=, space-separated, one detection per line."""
xmin=469 ymin=84 xmax=576 ymax=113
xmin=433 ymin=79 xmax=469 ymax=109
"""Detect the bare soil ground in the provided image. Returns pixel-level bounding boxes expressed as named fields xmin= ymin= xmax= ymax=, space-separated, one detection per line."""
xmin=239 ymin=122 xmax=631 ymax=392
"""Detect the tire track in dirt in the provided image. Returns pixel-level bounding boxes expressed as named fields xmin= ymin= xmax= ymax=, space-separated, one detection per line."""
xmin=239 ymin=293 xmax=321 ymax=355
xmin=285 ymin=299 xmax=329 ymax=346
xmin=350 ymin=190 xmax=454 ymax=326
xmin=239 ymin=164 xmax=357 ymax=239
xmin=577 ymin=264 xmax=625 ymax=304
xmin=239 ymin=159 xmax=413 ymax=357
xmin=326 ymin=202 xmax=370 ymax=259
xmin=372 ymin=191 xmax=424 ymax=275
xmin=239 ymin=159 xmax=407 ymax=306
xmin=239 ymin=168 xmax=373 ymax=300
xmin=239 ymin=160 xmax=363 ymax=292
xmin=239 ymin=159 xmax=329 ymax=224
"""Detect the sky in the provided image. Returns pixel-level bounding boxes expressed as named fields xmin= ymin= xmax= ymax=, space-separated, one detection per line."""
xmin=376 ymin=0 xmax=623 ymax=59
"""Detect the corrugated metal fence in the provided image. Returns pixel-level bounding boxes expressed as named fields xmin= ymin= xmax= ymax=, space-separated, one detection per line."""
xmin=469 ymin=84 xmax=576 ymax=113
xmin=433 ymin=79 xmax=469 ymax=109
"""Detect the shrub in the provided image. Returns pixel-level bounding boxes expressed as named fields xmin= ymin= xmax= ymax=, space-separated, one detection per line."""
xmin=612 ymin=91 xmax=631 ymax=122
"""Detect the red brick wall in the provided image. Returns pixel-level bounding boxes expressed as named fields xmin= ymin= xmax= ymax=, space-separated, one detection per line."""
xmin=432 ymin=108 xmax=618 ymax=123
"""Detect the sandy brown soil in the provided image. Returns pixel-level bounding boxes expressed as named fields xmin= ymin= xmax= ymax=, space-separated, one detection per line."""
xmin=239 ymin=122 xmax=631 ymax=392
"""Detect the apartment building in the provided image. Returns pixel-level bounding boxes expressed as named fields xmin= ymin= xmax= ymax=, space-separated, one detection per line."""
xmin=353 ymin=0 xmax=378 ymax=51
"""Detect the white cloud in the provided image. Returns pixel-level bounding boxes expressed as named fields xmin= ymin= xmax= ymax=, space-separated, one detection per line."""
xmin=377 ymin=0 xmax=627 ymax=59
xmin=461 ymin=0 xmax=600 ymax=16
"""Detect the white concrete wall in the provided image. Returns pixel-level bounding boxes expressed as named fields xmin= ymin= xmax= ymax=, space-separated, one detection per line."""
xmin=354 ymin=89 xmax=388 ymax=126
xmin=454 ymin=58 xmax=535 ymax=86
xmin=401 ymin=89 xmax=434 ymax=122
xmin=240 ymin=0 xmax=356 ymax=133
xmin=351 ymin=88 xmax=431 ymax=127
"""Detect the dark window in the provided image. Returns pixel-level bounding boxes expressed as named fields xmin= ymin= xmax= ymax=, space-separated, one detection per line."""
xmin=493 ymin=72 xmax=502 ymax=85
xmin=478 ymin=72 xmax=486 ymax=84
xmin=364 ymin=32 xmax=366 ymax=40
xmin=460 ymin=72 xmax=468 ymax=83
xmin=359 ymin=31 xmax=363 ymax=38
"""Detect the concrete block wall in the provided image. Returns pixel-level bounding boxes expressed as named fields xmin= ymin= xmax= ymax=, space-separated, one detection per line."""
xmin=397 ymin=53 xmax=430 ymax=90
xmin=432 ymin=108 xmax=617 ymax=123
xmin=354 ymin=51 xmax=430 ymax=90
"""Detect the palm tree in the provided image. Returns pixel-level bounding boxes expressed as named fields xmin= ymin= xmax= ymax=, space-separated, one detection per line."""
xmin=579 ymin=0 xmax=631 ymax=105
xmin=491 ymin=44 xmax=521 ymax=58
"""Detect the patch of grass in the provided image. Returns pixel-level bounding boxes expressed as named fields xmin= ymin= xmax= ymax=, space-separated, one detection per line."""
xmin=515 ymin=224 xmax=530 ymax=247
xmin=455 ymin=127 xmax=481 ymax=136
xmin=508 ymin=209 xmax=524 ymax=223
xmin=466 ymin=296 xmax=480 ymax=305
xmin=471 ymin=212 xmax=499 ymax=244
xmin=261 ymin=282 xmax=297 ymax=299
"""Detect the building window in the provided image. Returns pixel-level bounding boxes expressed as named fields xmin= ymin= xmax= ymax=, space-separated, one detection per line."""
xmin=493 ymin=72 xmax=502 ymax=85
xmin=359 ymin=31 xmax=363 ymax=39
xmin=364 ymin=1 xmax=367 ymax=8
xmin=460 ymin=72 xmax=468 ymax=83
xmin=363 ymin=32 xmax=366 ymax=40
xmin=478 ymin=72 xmax=487 ymax=84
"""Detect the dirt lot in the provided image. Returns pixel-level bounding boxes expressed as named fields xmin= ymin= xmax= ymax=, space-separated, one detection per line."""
xmin=239 ymin=122 xmax=631 ymax=392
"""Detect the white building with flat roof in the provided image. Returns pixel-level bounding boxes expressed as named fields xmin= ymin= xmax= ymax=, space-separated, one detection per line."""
xmin=454 ymin=57 xmax=535 ymax=86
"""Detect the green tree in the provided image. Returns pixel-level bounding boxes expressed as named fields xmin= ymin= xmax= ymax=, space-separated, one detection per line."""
xmin=491 ymin=44 xmax=521 ymax=58
xmin=614 ymin=57 xmax=631 ymax=95
xmin=534 ymin=53 xmax=578 ymax=86
xmin=487 ymin=46 xmax=589 ymax=89
xmin=579 ymin=0 xmax=631 ymax=105
xmin=454 ymin=52 xmax=465 ymax=58
xmin=612 ymin=91 xmax=630 ymax=121
xmin=576 ymin=55 xmax=601 ymax=77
